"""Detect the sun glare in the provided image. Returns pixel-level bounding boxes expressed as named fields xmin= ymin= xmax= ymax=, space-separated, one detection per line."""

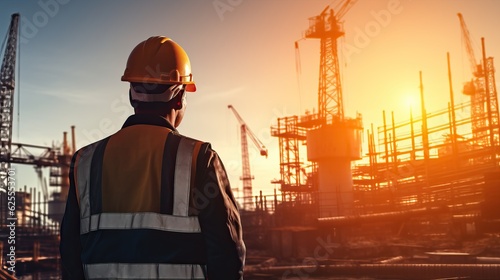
xmin=403 ymin=94 xmax=420 ymax=112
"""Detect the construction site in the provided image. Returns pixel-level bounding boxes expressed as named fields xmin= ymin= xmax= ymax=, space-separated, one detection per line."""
xmin=2 ymin=1 xmax=500 ymax=279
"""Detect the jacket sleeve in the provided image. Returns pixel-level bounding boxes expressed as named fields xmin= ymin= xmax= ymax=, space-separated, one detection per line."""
xmin=59 ymin=152 xmax=85 ymax=279
xmin=194 ymin=144 xmax=246 ymax=279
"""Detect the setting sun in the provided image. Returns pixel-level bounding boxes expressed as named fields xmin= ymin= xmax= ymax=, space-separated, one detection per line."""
xmin=403 ymin=93 xmax=420 ymax=112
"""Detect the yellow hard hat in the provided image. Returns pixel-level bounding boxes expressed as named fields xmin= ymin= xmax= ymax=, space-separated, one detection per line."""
xmin=121 ymin=36 xmax=196 ymax=92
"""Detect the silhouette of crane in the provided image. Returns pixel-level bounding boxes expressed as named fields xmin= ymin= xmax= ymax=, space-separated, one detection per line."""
xmin=228 ymin=105 xmax=267 ymax=210
xmin=458 ymin=13 xmax=499 ymax=147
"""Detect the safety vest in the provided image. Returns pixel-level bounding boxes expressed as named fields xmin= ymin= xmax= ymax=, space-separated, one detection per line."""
xmin=73 ymin=123 xmax=207 ymax=279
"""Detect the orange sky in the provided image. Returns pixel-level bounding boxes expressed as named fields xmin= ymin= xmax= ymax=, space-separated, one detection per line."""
xmin=1 ymin=0 xmax=500 ymax=199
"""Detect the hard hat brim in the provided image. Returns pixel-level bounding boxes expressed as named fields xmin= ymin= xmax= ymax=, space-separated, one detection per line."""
xmin=185 ymin=83 xmax=196 ymax=92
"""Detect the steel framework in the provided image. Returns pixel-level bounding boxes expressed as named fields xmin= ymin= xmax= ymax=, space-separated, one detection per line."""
xmin=0 ymin=13 xmax=19 ymax=193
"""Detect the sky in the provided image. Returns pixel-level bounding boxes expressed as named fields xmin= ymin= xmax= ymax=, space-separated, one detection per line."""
xmin=1 ymin=0 xmax=500 ymax=201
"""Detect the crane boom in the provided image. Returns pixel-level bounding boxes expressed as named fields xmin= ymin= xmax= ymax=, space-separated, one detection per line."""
xmin=335 ymin=0 xmax=357 ymax=22
xmin=228 ymin=105 xmax=268 ymax=157
xmin=457 ymin=13 xmax=482 ymax=77
xmin=228 ymin=105 xmax=267 ymax=209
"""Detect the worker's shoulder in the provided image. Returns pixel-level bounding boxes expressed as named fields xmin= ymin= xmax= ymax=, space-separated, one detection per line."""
xmin=72 ymin=136 xmax=110 ymax=159
xmin=73 ymin=139 xmax=100 ymax=154
xmin=173 ymin=132 xmax=215 ymax=153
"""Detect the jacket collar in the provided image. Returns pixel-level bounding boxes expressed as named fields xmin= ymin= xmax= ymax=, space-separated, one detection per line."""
xmin=122 ymin=114 xmax=178 ymax=132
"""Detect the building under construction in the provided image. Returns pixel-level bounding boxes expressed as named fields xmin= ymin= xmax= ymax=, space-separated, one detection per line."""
xmin=240 ymin=3 xmax=500 ymax=280
xmin=3 ymin=2 xmax=500 ymax=279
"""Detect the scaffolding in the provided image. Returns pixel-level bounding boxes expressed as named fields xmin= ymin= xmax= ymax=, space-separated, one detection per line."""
xmin=270 ymin=115 xmax=314 ymax=202
xmin=353 ymin=93 xmax=499 ymax=217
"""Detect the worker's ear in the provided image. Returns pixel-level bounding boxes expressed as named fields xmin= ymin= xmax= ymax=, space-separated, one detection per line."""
xmin=174 ymin=91 xmax=186 ymax=110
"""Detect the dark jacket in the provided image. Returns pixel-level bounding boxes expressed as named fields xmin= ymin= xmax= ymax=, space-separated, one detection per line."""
xmin=60 ymin=114 xmax=245 ymax=279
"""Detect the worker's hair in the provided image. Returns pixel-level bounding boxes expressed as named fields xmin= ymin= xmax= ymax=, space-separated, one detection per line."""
xmin=129 ymin=82 xmax=184 ymax=111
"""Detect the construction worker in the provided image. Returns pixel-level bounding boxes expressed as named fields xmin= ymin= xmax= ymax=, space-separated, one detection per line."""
xmin=60 ymin=36 xmax=246 ymax=279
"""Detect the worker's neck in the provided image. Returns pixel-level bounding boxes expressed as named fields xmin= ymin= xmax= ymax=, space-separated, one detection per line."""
xmin=134 ymin=108 xmax=177 ymax=127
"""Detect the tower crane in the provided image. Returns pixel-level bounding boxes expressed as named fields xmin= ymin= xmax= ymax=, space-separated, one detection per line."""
xmin=0 ymin=13 xmax=73 ymax=223
xmin=228 ymin=105 xmax=268 ymax=210
xmin=457 ymin=13 xmax=499 ymax=146
xmin=296 ymin=0 xmax=362 ymax=217
xmin=458 ymin=13 xmax=486 ymax=145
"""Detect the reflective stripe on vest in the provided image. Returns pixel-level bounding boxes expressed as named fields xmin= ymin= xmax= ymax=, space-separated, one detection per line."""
xmin=173 ymin=137 xmax=196 ymax=216
xmin=84 ymin=263 xmax=205 ymax=279
xmin=76 ymin=142 xmax=101 ymax=224
xmin=80 ymin=212 xmax=201 ymax=234
xmin=76 ymin=135 xmax=201 ymax=234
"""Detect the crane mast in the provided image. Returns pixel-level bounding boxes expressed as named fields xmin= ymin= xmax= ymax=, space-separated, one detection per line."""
xmin=305 ymin=0 xmax=356 ymax=121
xmin=0 ymin=13 xmax=19 ymax=192
xmin=228 ymin=105 xmax=268 ymax=210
